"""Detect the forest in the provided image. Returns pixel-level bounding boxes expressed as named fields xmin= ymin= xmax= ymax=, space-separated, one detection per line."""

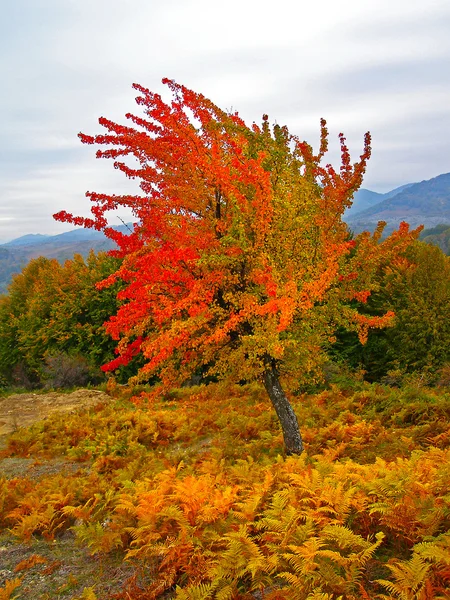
xmin=0 ymin=79 xmax=449 ymax=599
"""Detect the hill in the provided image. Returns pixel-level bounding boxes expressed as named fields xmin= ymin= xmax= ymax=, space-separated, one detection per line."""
xmin=345 ymin=182 xmax=415 ymax=218
xmin=420 ymin=223 xmax=450 ymax=255
xmin=3 ymin=233 xmax=51 ymax=247
xmin=0 ymin=228 xmax=125 ymax=294
xmin=346 ymin=172 xmax=450 ymax=233
xmin=344 ymin=188 xmax=384 ymax=216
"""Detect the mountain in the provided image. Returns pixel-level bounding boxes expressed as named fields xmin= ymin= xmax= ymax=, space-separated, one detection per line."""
xmin=4 ymin=233 xmax=51 ymax=247
xmin=345 ymin=189 xmax=384 ymax=217
xmin=2 ymin=228 xmax=109 ymax=248
xmin=420 ymin=224 xmax=450 ymax=255
xmin=345 ymin=184 xmax=416 ymax=218
xmin=380 ymin=183 xmax=416 ymax=201
xmin=346 ymin=173 xmax=450 ymax=233
xmin=0 ymin=227 xmax=130 ymax=294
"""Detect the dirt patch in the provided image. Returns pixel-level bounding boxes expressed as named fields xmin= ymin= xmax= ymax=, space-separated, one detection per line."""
xmin=0 ymin=457 xmax=88 ymax=480
xmin=0 ymin=389 xmax=111 ymax=438
xmin=0 ymin=531 xmax=137 ymax=599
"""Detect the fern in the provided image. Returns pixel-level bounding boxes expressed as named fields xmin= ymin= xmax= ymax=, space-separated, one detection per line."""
xmin=1 ymin=383 xmax=450 ymax=598
xmin=413 ymin=534 xmax=450 ymax=566
xmin=175 ymin=582 xmax=215 ymax=599
xmin=13 ymin=554 xmax=47 ymax=572
xmin=0 ymin=579 xmax=22 ymax=600
xmin=376 ymin=554 xmax=433 ymax=599
xmin=211 ymin=524 xmax=267 ymax=579
xmin=74 ymin=588 xmax=99 ymax=600
xmin=73 ymin=520 xmax=124 ymax=554
xmin=305 ymin=593 xmax=341 ymax=600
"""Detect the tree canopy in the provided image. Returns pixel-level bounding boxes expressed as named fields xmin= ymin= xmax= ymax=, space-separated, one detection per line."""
xmin=0 ymin=252 xmax=126 ymax=387
xmin=55 ymin=79 xmax=420 ymax=453
xmin=335 ymin=240 xmax=450 ymax=380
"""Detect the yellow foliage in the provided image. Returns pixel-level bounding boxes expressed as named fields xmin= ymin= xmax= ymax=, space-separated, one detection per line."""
xmin=0 ymin=579 xmax=22 ymax=600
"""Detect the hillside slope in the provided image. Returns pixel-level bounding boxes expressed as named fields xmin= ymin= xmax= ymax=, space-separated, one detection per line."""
xmin=347 ymin=172 xmax=450 ymax=232
xmin=420 ymin=223 xmax=450 ymax=254
xmin=345 ymin=182 xmax=415 ymax=217
xmin=0 ymin=228 xmax=121 ymax=294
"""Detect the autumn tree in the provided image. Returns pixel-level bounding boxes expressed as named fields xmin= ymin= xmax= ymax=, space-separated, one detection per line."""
xmin=55 ymin=79 xmax=419 ymax=454
xmin=335 ymin=240 xmax=450 ymax=379
xmin=0 ymin=256 xmax=55 ymax=386
xmin=389 ymin=242 xmax=450 ymax=371
xmin=0 ymin=252 xmax=126 ymax=387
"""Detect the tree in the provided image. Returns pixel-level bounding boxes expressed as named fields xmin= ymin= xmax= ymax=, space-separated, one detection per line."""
xmin=54 ymin=79 xmax=419 ymax=454
xmin=0 ymin=252 xmax=128 ymax=386
xmin=0 ymin=256 xmax=56 ymax=385
xmin=389 ymin=242 xmax=450 ymax=372
xmin=331 ymin=240 xmax=450 ymax=380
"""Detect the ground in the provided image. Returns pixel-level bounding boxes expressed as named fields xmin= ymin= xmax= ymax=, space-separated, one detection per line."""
xmin=0 ymin=389 xmax=135 ymax=600
xmin=0 ymin=389 xmax=110 ymax=439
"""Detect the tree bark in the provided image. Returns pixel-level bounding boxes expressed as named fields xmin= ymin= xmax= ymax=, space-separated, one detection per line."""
xmin=262 ymin=358 xmax=304 ymax=455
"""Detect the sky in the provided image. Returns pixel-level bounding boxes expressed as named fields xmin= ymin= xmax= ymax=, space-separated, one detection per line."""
xmin=1 ymin=0 xmax=450 ymax=243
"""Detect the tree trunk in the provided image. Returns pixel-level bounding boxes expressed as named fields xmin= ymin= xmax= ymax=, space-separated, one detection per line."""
xmin=262 ymin=359 xmax=304 ymax=455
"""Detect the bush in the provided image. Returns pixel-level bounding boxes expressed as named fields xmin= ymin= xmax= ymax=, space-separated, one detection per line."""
xmin=0 ymin=373 xmax=7 ymax=389
xmin=436 ymin=363 xmax=450 ymax=387
xmin=41 ymin=352 xmax=103 ymax=389
xmin=11 ymin=362 xmax=40 ymax=390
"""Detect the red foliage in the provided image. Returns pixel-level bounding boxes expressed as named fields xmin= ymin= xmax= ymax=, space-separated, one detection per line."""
xmin=54 ymin=79 xmax=420 ymax=387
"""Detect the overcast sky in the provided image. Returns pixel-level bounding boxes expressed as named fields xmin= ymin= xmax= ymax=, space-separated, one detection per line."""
xmin=1 ymin=0 xmax=450 ymax=243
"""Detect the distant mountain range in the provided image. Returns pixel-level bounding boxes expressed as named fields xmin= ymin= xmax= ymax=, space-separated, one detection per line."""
xmin=345 ymin=183 xmax=415 ymax=218
xmin=1 ymin=172 xmax=450 ymax=293
xmin=0 ymin=227 xmax=124 ymax=294
xmin=347 ymin=172 xmax=450 ymax=233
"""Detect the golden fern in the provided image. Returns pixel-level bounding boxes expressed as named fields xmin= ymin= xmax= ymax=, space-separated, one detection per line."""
xmin=234 ymin=490 xmax=266 ymax=522
xmin=211 ymin=524 xmax=267 ymax=579
xmin=305 ymin=593 xmax=342 ymax=600
xmin=8 ymin=503 xmax=57 ymax=540
xmin=254 ymin=489 xmax=307 ymax=542
xmin=73 ymin=587 xmax=98 ymax=600
xmin=277 ymin=526 xmax=384 ymax=598
xmin=72 ymin=520 xmax=124 ymax=554
xmin=175 ymin=582 xmax=215 ymax=599
xmin=0 ymin=579 xmax=22 ymax=600
xmin=413 ymin=533 xmax=450 ymax=566
xmin=61 ymin=497 xmax=96 ymax=522
xmin=215 ymin=583 xmax=236 ymax=600
xmin=376 ymin=554 xmax=433 ymax=599
xmin=13 ymin=553 xmax=47 ymax=572
xmin=276 ymin=571 xmax=314 ymax=600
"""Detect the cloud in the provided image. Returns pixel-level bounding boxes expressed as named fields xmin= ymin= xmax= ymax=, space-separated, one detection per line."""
xmin=1 ymin=0 xmax=450 ymax=240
